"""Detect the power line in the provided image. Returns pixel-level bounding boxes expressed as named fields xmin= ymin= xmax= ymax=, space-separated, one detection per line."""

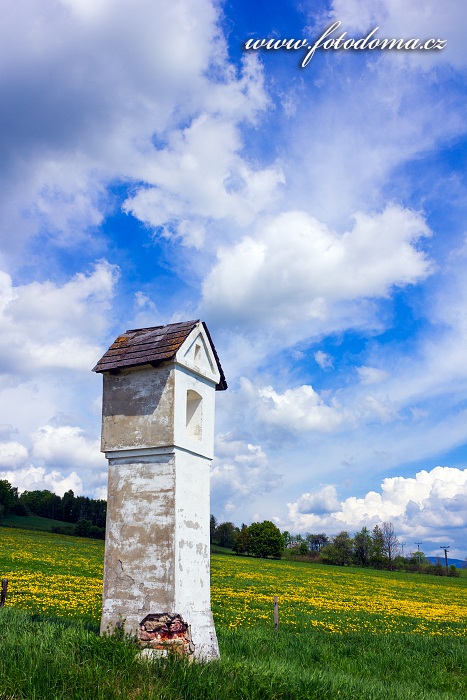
xmin=414 ymin=542 xmax=422 ymax=570
xmin=440 ymin=545 xmax=450 ymax=573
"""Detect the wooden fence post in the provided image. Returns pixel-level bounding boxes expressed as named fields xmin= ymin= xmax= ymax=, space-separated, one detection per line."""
xmin=0 ymin=578 xmax=7 ymax=607
xmin=274 ymin=596 xmax=278 ymax=630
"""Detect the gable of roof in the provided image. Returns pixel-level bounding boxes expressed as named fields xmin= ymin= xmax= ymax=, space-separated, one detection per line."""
xmin=92 ymin=319 xmax=227 ymax=391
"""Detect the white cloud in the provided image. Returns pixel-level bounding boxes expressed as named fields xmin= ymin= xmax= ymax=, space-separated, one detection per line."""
xmin=93 ymin=484 xmax=108 ymax=501
xmin=202 ymin=206 xmax=432 ymax=332
xmin=315 ymin=351 xmax=334 ymax=370
xmin=288 ymin=466 xmax=467 ymax=557
xmin=0 ymin=441 xmax=28 ymax=468
xmin=0 ymin=425 xmax=106 ymax=498
xmin=0 ymin=260 xmax=118 ymax=376
xmin=0 ymin=0 xmax=277 ymax=256
xmin=211 ymin=433 xmax=281 ymax=518
xmin=241 ymin=379 xmax=349 ymax=434
xmin=293 ymin=485 xmax=341 ymax=515
xmin=31 ymin=424 xmax=106 ymax=471
xmin=123 ymin=106 xmax=284 ymax=238
xmin=0 ymin=465 xmax=83 ymax=497
xmin=357 ymin=366 xmax=389 ymax=385
xmin=0 ymin=261 xmax=115 ymax=498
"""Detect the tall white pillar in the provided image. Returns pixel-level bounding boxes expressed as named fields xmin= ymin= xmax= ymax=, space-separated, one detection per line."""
xmin=93 ymin=320 xmax=226 ymax=660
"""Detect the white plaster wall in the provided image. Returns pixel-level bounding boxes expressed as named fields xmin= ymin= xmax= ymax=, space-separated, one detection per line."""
xmin=174 ymin=447 xmax=219 ymax=658
xmin=101 ymin=365 xmax=175 ymax=451
xmin=101 ymin=454 xmax=176 ymax=634
xmin=174 ymin=448 xmax=211 ymax=612
xmin=173 ymin=365 xmax=216 ymax=459
xmin=101 ymin=448 xmax=219 ymax=658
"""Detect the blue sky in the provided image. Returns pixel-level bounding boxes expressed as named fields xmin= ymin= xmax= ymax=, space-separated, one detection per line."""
xmin=0 ymin=0 xmax=466 ymax=559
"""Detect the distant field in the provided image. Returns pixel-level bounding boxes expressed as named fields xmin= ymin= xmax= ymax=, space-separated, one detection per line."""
xmin=1 ymin=526 xmax=466 ymax=636
xmin=0 ymin=513 xmax=72 ymax=531
xmin=1 ymin=527 xmax=466 ymax=699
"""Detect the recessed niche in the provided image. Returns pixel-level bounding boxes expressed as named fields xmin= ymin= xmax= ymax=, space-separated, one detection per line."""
xmin=186 ymin=390 xmax=202 ymax=441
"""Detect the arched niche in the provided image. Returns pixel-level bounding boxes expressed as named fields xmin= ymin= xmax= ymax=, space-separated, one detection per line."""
xmin=186 ymin=390 xmax=203 ymax=441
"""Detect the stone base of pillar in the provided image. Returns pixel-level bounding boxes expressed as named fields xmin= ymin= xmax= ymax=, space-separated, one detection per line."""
xmin=100 ymin=449 xmax=219 ymax=661
xmin=101 ymin=607 xmax=219 ymax=661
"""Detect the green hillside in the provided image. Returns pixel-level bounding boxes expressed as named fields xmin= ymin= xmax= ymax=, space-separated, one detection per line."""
xmin=0 ymin=513 xmax=72 ymax=531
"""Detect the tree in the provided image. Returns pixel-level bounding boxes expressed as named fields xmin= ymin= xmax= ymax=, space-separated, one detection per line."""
xmin=353 ymin=527 xmax=372 ymax=567
xmin=216 ymin=521 xmax=238 ymax=548
xmin=233 ymin=524 xmax=251 ymax=555
xmin=382 ymin=521 xmax=399 ymax=569
xmin=74 ymin=519 xmax=92 ymax=537
xmin=0 ymin=480 xmax=17 ymax=517
xmin=370 ymin=525 xmax=385 ymax=569
xmin=61 ymin=489 xmax=75 ymax=522
xmin=321 ymin=531 xmax=353 ymax=566
xmin=407 ymin=550 xmax=426 ymax=571
xmin=210 ymin=515 xmax=218 ymax=543
xmin=306 ymin=533 xmax=328 ymax=552
xmin=248 ymin=521 xmax=284 ymax=559
xmin=333 ymin=531 xmax=353 ymax=566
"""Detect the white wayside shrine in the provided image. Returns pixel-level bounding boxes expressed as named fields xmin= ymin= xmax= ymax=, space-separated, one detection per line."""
xmin=92 ymin=320 xmax=227 ymax=660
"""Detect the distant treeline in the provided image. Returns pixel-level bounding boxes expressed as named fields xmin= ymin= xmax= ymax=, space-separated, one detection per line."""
xmin=211 ymin=516 xmax=460 ymax=577
xmin=0 ymin=479 xmax=106 ymax=539
xmin=282 ymin=524 xmax=460 ymax=576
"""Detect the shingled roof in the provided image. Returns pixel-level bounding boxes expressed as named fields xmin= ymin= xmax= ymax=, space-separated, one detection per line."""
xmin=92 ymin=320 xmax=227 ymax=390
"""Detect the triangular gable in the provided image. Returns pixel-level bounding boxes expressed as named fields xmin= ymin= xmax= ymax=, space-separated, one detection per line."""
xmin=176 ymin=323 xmax=220 ymax=386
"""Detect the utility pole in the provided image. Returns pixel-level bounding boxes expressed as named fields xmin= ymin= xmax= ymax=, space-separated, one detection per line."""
xmin=415 ymin=542 xmax=422 ymax=571
xmin=440 ymin=546 xmax=450 ymax=574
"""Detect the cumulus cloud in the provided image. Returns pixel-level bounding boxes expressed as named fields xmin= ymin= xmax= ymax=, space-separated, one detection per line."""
xmin=0 ymin=261 xmax=115 ymax=498
xmin=123 ymin=62 xmax=284 ymax=238
xmin=240 ymin=378 xmax=350 ymax=434
xmin=0 ymin=0 xmax=277 ymax=255
xmin=0 ymin=425 xmax=106 ymax=497
xmin=0 ymin=441 xmax=28 ymax=468
xmin=31 ymin=425 xmax=106 ymax=471
xmin=0 ymin=465 xmax=83 ymax=497
xmin=0 ymin=260 xmax=118 ymax=376
xmin=202 ymin=205 xmax=432 ymax=331
xmin=211 ymin=433 xmax=281 ymax=518
xmin=288 ymin=466 xmax=467 ymax=556
xmin=236 ymin=374 xmax=407 ymax=438
xmin=293 ymin=485 xmax=341 ymax=516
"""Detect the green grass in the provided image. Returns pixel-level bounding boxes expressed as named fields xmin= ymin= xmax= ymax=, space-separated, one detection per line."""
xmin=210 ymin=543 xmax=236 ymax=555
xmin=0 ymin=513 xmax=72 ymax=531
xmin=0 ymin=528 xmax=466 ymax=699
xmin=0 ymin=608 xmax=465 ymax=699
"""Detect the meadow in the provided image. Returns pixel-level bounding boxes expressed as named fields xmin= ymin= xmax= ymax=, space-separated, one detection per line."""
xmin=0 ymin=526 xmax=466 ymax=699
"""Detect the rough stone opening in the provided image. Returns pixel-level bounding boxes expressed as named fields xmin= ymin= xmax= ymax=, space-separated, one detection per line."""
xmin=138 ymin=613 xmax=194 ymax=656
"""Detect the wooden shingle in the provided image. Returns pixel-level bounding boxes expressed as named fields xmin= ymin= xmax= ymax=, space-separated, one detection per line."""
xmin=92 ymin=320 xmax=227 ymax=390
